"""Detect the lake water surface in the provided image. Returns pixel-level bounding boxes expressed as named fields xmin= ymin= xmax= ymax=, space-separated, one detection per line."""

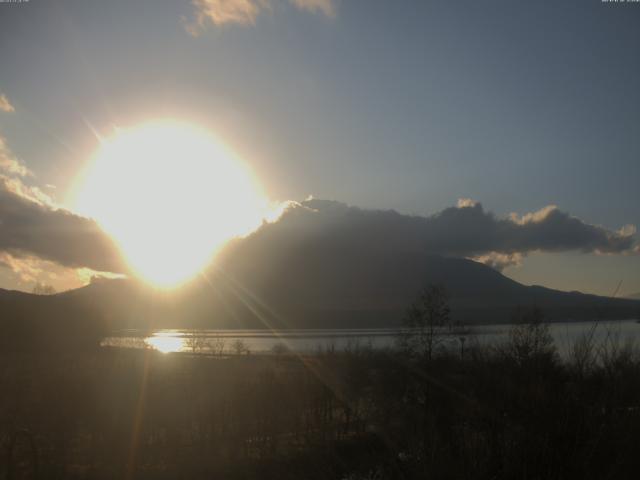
xmin=102 ymin=319 xmax=640 ymax=358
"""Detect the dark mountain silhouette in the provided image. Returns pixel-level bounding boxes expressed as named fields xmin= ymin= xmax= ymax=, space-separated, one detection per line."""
xmin=1 ymin=200 xmax=639 ymax=340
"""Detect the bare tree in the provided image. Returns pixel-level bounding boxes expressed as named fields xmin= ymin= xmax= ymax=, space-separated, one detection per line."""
xmin=231 ymin=338 xmax=250 ymax=355
xmin=185 ymin=330 xmax=208 ymax=354
xmin=210 ymin=334 xmax=227 ymax=356
xmin=399 ymin=285 xmax=451 ymax=360
xmin=570 ymin=323 xmax=598 ymax=376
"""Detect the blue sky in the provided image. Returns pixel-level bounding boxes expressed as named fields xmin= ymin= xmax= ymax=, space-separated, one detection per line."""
xmin=0 ymin=0 xmax=639 ymax=295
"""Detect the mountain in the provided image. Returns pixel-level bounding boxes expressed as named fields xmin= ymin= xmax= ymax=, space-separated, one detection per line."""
xmin=625 ymin=292 xmax=640 ymax=300
xmin=2 ymin=200 xmax=639 ymax=340
xmin=202 ymin=200 xmax=640 ymax=327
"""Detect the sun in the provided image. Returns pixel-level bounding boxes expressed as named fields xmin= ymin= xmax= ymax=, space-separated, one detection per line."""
xmin=72 ymin=120 xmax=267 ymax=287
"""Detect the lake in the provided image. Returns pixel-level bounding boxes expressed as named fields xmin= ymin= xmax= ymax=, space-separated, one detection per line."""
xmin=102 ymin=319 xmax=640 ymax=358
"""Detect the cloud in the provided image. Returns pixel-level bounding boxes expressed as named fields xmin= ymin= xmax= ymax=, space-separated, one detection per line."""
xmin=0 ymin=134 xmax=55 ymax=212
xmin=424 ymin=201 xmax=635 ymax=256
xmin=0 ymin=133 xmax=121 ymax=278
xmin=185 ymin=0 xmax=335 ymax=32
xmin=0 ymin=101 xmax=126 ymax=291
xmin=472 ymin=252 xmax=524 ymax=272
xmin=1 ymin=174 xmax=54 ymax=207
xmin=0 ymin=252 xmax=51 ymax=284
xmin=0 ymin=251 xmax=120 ymax=292
xmin=0 ymin=94 xmax=14 ymax=113
xmin=457 ymin=197 xmax=478 ymax=208
xmin=0 ymin=180 xmax=636 ymax=291
xmin=0 ymin=136 xmax=32 ymax=177
xmin=188 ymin=0 xmax=265 ymax=30
xmin=0 ymin=176 xmax=127 ymax=275
xmin=240 ymin=198 xmax=638 ymax=271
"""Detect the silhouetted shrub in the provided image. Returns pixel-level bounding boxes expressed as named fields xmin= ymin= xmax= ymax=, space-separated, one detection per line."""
xmin=503 ymin=306 xmax=557 ymax=368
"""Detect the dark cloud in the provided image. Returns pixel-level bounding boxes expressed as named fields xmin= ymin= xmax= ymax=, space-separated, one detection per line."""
xmin=423 ymin=202 xmax=635 ymax=257
xmin=0 ymin=177 xmax=126 ymax=274
xmin=246 ymin=198 xmax=637 ymax=265
xmin=1 ymin=180 xmax=635 ymax=281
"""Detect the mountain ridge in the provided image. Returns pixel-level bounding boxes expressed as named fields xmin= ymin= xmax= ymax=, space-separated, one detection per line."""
xmin=1 ymin=253 xmax=638 ymax=333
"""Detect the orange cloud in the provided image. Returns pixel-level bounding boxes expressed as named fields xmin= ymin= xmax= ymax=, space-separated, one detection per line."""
xmin=185 ymin=0 xmax=335 ymax=33
xmin=0 ymin=94 xmax=14 ymax=113
xmin=0 ymin=251 xmax=121 ymax=292
xmin=187 ymin=0 xmax=266 ymax=31
xmin=0 ymin=136 xmax=32 ymax=178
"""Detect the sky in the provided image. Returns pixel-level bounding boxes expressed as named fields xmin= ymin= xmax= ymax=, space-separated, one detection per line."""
xmin=0 ymin=0 xmax=639 ymax=296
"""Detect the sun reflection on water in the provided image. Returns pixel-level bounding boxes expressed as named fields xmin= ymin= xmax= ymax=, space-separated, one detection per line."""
xmin=145 ymin=334 xmax=185 ymax=353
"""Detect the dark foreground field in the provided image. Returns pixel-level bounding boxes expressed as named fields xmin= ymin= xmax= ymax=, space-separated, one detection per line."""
xmin=2 ymin=328 xmax=640 ymax=480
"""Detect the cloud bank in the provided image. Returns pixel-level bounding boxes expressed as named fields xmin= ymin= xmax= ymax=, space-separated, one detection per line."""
xmin=186 ymin=0 xmax=335 ymax=33
xmin=248 ymin=198 xmax=637 ymax=271
xmin=0 ymin=172 xmax=636 ymax=290
xmin=0 ymin=251 xmax=116 ymax=291
xmin=0 ymin=129 xmax=125 ymax=286
xmin=0 ymin=176 xmax=126 ymax=275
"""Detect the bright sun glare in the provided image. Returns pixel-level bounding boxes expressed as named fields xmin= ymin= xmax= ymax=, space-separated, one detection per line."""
xmin=73 ymin=120 xmax=268 ymax=287
xmin=145 ymin=334 xmax=185 ymax=354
